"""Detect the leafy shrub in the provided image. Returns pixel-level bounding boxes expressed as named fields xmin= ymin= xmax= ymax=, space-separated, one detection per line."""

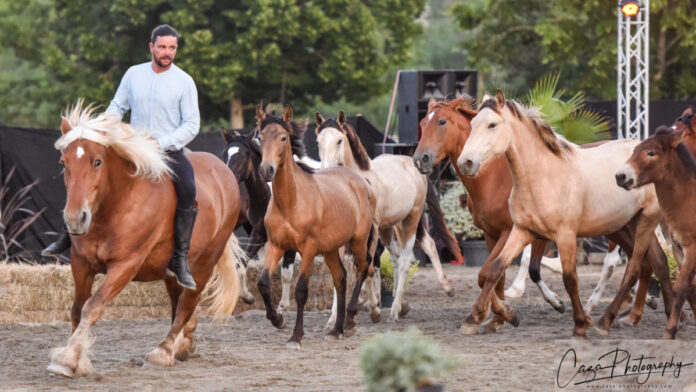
xmin=380 ymin=250 xmax=418 ymax=291
xmin=439 ymin=182 xmax=483 ymax=241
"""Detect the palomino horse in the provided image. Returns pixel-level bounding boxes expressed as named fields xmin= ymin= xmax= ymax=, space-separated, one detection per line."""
xmin=47 ymin=102 xmax=244 ymax=377
xmin=414 ymin=96 xmax=564 ymax=333
xmin=256 ymin=105 xmax=376 ymax=347
xmin=456 ymin=90 xmax=675 ymax=337
xmin=315 ymin=111 xmax=453 ymax=322
xmin=616 ymin=120 xmax=696 ymax=339
xmin=222 ymin=128 xmax=297 ymax=308
xmin=414 ymin=95 xmax=668 ymax=331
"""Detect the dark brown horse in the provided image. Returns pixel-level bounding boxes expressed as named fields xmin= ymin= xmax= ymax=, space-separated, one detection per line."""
xmin=256 ymin=104 xmax=376 ymax=348
xmin=616 ymin=111 xmax=696 ymax=339
xmin=414 ymin=95 xmax=674 ymax=336
xmin=47 ymin=102 xmax=244 ymax=377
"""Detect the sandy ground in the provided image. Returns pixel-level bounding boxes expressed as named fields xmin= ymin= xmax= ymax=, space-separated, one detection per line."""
xmin=1 ymin=263 xmax=694 ymax=392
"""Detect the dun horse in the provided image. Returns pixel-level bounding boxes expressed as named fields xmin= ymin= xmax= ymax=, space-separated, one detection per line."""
xmin=616 ymin=115 xmax=696 ymax=339
xmin=315 ymin=111 xmax=454 ymax=322
xmin=256 ymin=105 xmax=376 ymax=347
xmin=456 ymin=91 xmax=675 ymax=337
xmin=47 ymin=102 xmax=244 ymax=377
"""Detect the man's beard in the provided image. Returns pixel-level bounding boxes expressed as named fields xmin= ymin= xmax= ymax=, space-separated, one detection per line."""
xmin=154 ymin=54 xmax=172 ymax=68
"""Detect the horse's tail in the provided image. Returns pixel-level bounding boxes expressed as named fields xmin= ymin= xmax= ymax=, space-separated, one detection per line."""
xmin=420 ymin=179 xmax=465 ymax=264
xmin=204 ymin=234 xmax=246 ymax=320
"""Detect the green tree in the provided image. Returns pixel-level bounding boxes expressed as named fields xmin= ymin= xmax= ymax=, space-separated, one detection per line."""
xmin=451 ymin=0 xmax=696 ymax=100
xmin=0 ymin=0 xmax=426 ymax=129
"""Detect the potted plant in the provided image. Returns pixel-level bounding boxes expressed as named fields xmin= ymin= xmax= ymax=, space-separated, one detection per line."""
xmin=439 ymin=182 xmax=487 ymax=266
xmin=379 ymin=250 xmax=419 ymax=308
xmin=360 ymin=327 xmax=461 ymax=392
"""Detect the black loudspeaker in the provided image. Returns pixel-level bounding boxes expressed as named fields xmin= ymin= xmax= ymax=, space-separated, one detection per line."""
xmin=396 ymin=69 xmax=477 ymax=144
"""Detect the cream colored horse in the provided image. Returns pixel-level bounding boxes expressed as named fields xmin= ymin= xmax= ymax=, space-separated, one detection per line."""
xmin=315 ymin=111 xmax=453 ymax=322
xmin=455 ymin=90 xmax=674 ymax=337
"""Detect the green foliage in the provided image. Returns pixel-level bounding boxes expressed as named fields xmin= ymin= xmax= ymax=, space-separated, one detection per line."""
xmin=526 ymin=73 xmax=609 ymax=144
xmin=0 ymin=0 xmax=427 ymax=128
xmin=439 ymin=182 xmax=483 ymax=241
xmin=380 ymin=250 xmax=419 ymax=291
xmin=360 ymin=326 xmax=460 ymax=392
xmin=452 ymin=0 xmax=696 ymax=100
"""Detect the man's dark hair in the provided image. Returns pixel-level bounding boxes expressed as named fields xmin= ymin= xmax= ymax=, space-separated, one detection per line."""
xmin=150 ymin=24 xmax=180 ymax=44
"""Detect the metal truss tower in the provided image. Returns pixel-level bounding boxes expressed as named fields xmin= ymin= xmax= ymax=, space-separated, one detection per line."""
xmin=617 ymin=0 xmax=649 ymax=140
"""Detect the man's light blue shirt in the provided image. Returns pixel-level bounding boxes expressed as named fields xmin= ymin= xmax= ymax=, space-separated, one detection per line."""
xmin=106 ymin=62 xmax=200 ymax=151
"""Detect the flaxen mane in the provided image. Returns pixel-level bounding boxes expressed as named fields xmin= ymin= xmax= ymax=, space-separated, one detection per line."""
xmin=55 ymin=100 xmax=172 ymax=180
xmin=480 ymin=98 xmax=576 ymax=157
xmin=260 ymin=115 xmax=314 ymax=174
xmin=318 ymin=118 xmax=371 ymax=170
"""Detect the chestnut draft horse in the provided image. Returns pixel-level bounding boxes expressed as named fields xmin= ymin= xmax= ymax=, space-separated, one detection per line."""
xmin=616 ymin=114 xmax=696 ymax=339
xmin=315 ymin=111 xmax=455 ymax=323
xmin=47 ymin=102 xmax=244 ymax=377
xmin=255 ymin=105 xmax=376 ymax=348
xmin=456 ymin=91 xmax=676 ymax=338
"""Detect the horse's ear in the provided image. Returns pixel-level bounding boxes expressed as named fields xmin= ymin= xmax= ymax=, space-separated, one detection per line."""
xmin=256 ymin=103 xmax=266 ymax=128
xmin=314 ymin=112 xmax=324 ymax=127
xmin=60 ymin=117 xmax=72 ymax=135
xmin=338 ymin=111 xmax=346 ymax=126
xmin=427 ymin=97 xmax=438 ymax=111
xmin=282 ymin=105 xmax=293 ymax=123
xmin=495 ymin=89 xmax=506 ymax=108
xmin=221 ymin=128 xmax=233 ymax=143
xmin=670 ymin=129 xmax=687 ymax=149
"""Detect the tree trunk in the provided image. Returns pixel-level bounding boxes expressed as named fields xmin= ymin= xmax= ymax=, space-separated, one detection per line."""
xmin=230 ymin=96 xmax=243 ymax=129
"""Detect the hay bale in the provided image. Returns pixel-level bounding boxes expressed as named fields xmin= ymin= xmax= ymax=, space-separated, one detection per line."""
xmin=0 ymin=255 xmax=364 ymax=324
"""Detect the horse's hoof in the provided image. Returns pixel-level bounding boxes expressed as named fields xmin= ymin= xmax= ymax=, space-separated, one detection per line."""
xmin=370 ymin=308 xmax=382 ymax=323
xmin=286 ymin=341 xmax=302 ymax=350
xmin=445 ymin=287 xmax=455 ymax=297
xmin=509 ymin=311 xmax=520 ymax=328
xmin=572 ymin=331 xmax=589 ymax=340
xmin=242 ymin=294 xmax=256 ymax=305
xmin=47 ymin=362 xmax=75 ymax=378
xmin=344 ymin=323 xmax=358 ymax=338
xmin=460 ymin=322 xmax=480 ymax=335
xmin=478 ymin=320 xmax=502 ymax=335
xmin=325 ymin=330 xmax=343 ymax=340
xmin=618 ymin=315 xmax=640 ymax=328
xmin=145 ymin=347 xmax=174 ymax=367
xmin=646 ymin=297 xmax=658 ymax=310
xmin=593 ymin=325 xmax=610 ymax=337
xmin=399 ymin=301 xmax=410 ymax=317
xmin=271 ymin=315 xmax=286 ymax=329
xmin=554 ymin=301 xmax=566 ymax=314
xmin=504 ymin=288 xmax=523 ymax=299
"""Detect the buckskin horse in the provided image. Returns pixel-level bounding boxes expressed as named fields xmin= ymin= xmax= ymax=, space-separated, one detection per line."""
xmin=255 ymin=104 xmax=376 ymax=348
xmin=47 ymin=101 xmax=244 ymax=377
xmin=456 ymin=91 xmax=675 ymax=338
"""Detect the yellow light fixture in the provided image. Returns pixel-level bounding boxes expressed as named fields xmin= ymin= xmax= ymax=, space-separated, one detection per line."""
xmin=620 ymin=0 xmax=640 ymax=17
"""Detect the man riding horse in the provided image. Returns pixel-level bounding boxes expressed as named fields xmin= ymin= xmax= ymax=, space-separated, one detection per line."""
xmin=43 ymin=24 xmax=199 ymax=290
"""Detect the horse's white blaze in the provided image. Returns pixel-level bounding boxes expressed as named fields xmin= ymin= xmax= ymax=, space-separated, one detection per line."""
xmin=316 ymin=127 xmax=344 ymax=169
xmin=226 ymin=146 xmax=239 ymax=165
xmin=428 ymin=112 xmax=435 ymax=121
xmin=76 ymin=146 xmax=85 ymax=159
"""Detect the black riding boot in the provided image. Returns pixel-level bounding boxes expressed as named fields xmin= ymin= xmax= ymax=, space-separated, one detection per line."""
xmin=41 ymin=232 xmax=72 ymax=257
xmin=166 ymin=206 xmax=198 ymax=290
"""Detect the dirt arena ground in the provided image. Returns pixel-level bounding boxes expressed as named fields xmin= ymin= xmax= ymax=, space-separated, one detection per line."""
xmin=1 ymin=263 xmax=694 ymax=392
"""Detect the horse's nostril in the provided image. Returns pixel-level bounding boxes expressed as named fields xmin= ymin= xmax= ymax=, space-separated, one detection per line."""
xmin=616 ymin=173 xmax=626 ymax=183
xmin=79 ymin=211 xmax=88 ymax=226
xmin=422 ymin=154 xmax=429 ymax=163
xmin=464 ymin=160 xmax=473 ymax=170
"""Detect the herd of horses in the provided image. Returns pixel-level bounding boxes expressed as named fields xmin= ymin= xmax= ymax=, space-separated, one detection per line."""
xmin=45 ymin=92 xmax=696 ymax=377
